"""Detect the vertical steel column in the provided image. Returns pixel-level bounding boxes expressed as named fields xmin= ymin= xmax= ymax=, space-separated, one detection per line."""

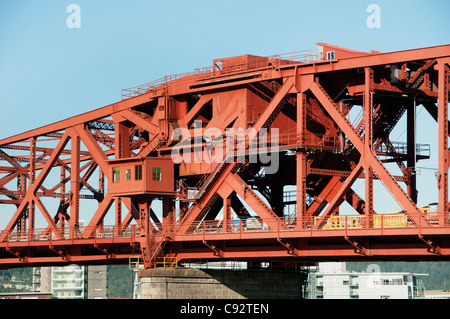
xmin=115 ymin=121 xmax=132 ymax=159
xmin=223 ymin=196 xmax=231 ymax=232
xmin=18 ymin=174 xmax=26 ymax=236
xmin=138 ymin=198 xmax=152 ymax=268
xmin=115 ymin=198 xmax=122 ymax=234
xmin=59 ymin=165 xmax=66 ymax=233
xmin=29 ymin=137 xmax=36 ymax=240
xmin=156 ymin=96 xmax=169 ymax=140
xmin=364 ymin=67 xmax=374 ymax=227
xmin=437 ymin=62 xmax=449 ymax=225
xmin=114 ymin=121 xmax=131 ymax=233
xmin=70 ymin=134 xmax=80 ymax=238
xmin=162 ymin=197 xmax=174 ymax=232
xmin=407 ymin=98 xmax=418 ymax=203
xmin=296 ymin=92 xmax=307 ymax=229
xmin=99 ymin=169 xmax=105 ymax=194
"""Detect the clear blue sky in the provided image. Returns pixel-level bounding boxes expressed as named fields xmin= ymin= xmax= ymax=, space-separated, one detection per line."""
xmin=0 ymin=0 xmax=448 ymax=137
xmin=0 ymin=0 xmax=449 ymax=225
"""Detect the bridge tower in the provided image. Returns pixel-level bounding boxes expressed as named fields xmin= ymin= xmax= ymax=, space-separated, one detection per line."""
xmin=0 ymin=43 xmax=449 ymax=270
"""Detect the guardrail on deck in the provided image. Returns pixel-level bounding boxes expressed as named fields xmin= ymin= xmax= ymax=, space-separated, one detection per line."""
xmin=0 ymin=211 xmax=446 ymax=244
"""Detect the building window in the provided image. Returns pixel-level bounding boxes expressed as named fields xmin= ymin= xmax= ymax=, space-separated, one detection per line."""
xmin=327 ymin=51 xmax=335 ymax=60
xmin=112 ymin=167 xmax=119 ymax=183
xmin=381 ymin=279 xmax=390 ymax=285
xmin=135 ymin=165 xmax=142 ymax=181
xmin=126 ymin=169 xmax=131 ymax=181
xmin=152 ymin=167 xmax=161 ymax=181
xmin=392 ymin=278 xmax=402 ymax=285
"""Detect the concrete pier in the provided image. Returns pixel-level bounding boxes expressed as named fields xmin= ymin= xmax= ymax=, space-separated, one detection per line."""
xmin=138 ymin=267 xmax=307 ymax=299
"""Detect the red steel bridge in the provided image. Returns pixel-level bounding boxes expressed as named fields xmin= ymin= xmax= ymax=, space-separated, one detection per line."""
xmin=0 ymin=43 xmax=449 ymax=269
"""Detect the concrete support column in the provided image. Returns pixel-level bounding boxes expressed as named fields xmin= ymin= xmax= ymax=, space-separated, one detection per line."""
xmin=138 ymin=268 xmax=307 ymax=299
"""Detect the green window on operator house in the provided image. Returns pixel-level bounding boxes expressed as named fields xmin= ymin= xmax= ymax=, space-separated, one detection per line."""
xmin=152 ymin=167 xmax=161 ymax=181
xmin=112 ymin=167 xmax=119 ymax=182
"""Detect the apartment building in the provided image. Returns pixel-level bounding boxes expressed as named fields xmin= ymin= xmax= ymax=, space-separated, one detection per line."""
xmin=32 ymin=265 xmax=106 ymax=299
xmin=305 ymin=262 xmax=428 ymax=299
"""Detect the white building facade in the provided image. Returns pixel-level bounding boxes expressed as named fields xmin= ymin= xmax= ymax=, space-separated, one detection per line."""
xmin=306 ymin=263 xmax=427 ymax=299
xmin=33 ymin=264 xmax=107 ymax=299
xmin=51 ymin=265 xmax=85 ymax=299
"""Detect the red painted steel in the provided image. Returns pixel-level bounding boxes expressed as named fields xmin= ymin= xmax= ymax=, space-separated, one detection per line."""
xmin=0 ymin=43 xmax=449 ymax=268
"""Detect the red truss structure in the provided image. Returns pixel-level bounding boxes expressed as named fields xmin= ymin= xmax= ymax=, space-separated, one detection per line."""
xmin=0 ymin=43 xmax=449 ymax=268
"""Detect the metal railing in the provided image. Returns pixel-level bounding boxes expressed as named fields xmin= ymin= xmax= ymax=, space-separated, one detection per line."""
xmin=313 ymin=214 xmax=408 ymax=229
xmin=266 ymin=50 xmax=316 ymax=64
xmin=153 ymin=256 xmax=178 ymax=268
xmin=375 ymin=141 xmax=431 ymax=158
xmin=1 ymin=211 xmax=448 ymax=244
xmin=121 ymin=49 xmax=316 ymax=99
xmin=0 ymin=224 xmax=139 ymax=243
xmin=121 ymin=66 xmax=215 ymax=99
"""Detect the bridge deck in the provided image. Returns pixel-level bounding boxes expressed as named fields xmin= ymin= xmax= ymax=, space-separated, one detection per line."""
xmin=1 ymin=213 xmax=450 ymax=267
